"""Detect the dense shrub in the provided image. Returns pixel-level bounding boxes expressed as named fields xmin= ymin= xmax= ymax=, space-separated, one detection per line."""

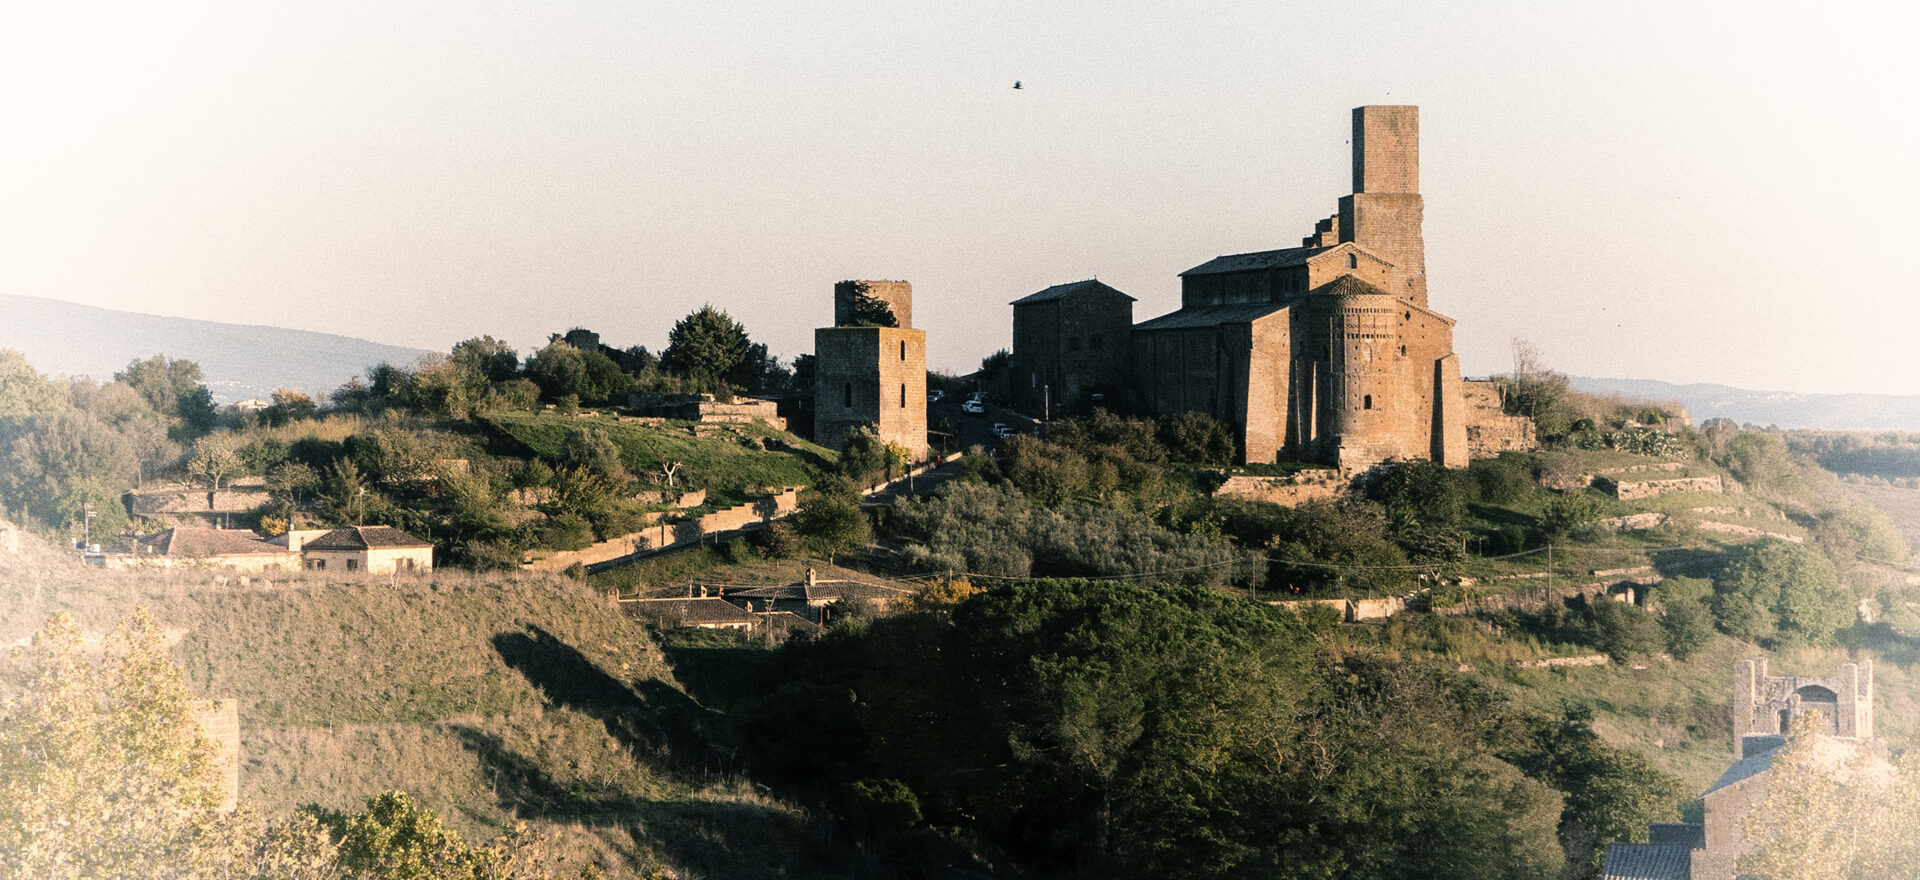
xmin=1713 ymin=540 xmax=1852 ymax=647
xmin=886 ymin=482 xmax=1241 ymax=586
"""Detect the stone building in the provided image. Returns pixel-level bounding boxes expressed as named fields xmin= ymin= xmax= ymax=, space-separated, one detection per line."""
xmin=814 ymin=280 xmax=928 ymax=457
xmin=1013 ymin=106 xmax=1525 ymax=471
xmin=1123 ymin=106 xmax=1482 ymax=470
xmin=300 ymin=525 xmax=434 ymax=574
xmin=1008 ymin=280 xmax=1135 ymax=416
xmin=1600 ymin=659 xmax=1881 ymax=880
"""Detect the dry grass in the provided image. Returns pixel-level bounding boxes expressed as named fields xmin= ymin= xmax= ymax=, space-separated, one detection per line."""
xmin=0 ymin=550 xmax=863 ymax=878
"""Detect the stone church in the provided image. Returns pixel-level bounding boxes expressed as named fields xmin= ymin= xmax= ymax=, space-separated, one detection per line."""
xmin=1010 ymin=106 xmax=1530 ymax=471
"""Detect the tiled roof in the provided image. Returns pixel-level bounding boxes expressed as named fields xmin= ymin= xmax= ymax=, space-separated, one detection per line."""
xmin=1704 ymin=740 xmax=1783 ymax=798
xmin=1600 ymin=843 xmax=1692 ymax=880
xmin=1312 ymin=274 xmax=1392 ymax=298
xmin=1180 ymin=245 xmax=1330 ymax=277
xmin=1010 ymin=279 xmax=1136 ymax=306
xmin=303 ymin=526 xmax=433 ymax=551
xmin=725 ymin=579 xmax=914 ymax=604
xmin=138 ymin=528 xmax=291 ymax=558
xmin=624 ymin=598 xmax=758 ymax=626
xmin=1132 ymin=303 xmax=1290 ymax=332
xmin=808 ymin=580 xmax=914 ymax=601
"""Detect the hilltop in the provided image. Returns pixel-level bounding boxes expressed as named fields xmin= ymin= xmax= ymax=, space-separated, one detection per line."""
xmin=0 ymin=294 xmax=431 ymax=403
xmin=1571 ymin=375 xmax=1920 ymax=431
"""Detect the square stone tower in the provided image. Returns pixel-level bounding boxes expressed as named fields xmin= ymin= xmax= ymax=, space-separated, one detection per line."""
xmin=1339 ymin=105 xmax=1428 ymax=308
xmin=815 ymin=280 xmax=928 ymax=457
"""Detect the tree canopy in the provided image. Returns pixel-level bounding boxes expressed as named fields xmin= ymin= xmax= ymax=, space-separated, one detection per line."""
xmin=661 ymin=305 xmax=753 ymax=389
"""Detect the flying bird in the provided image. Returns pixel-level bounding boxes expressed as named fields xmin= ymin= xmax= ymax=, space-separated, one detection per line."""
xmin=1013 ymin=81 xmax=1023 ymax=89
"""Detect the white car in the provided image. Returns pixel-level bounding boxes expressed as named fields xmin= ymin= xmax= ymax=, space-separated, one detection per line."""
xmin=962 ymin=399 xmax=986 ymax=415
xmin=993 ymin=423 xmax=1017 ymax=438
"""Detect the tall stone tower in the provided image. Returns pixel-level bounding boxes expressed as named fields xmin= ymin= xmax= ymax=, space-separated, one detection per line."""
xmin=814 ymin=280 xmax=928 ymax=457
xmin=1339 ymin=105 xmax=1428 ymax=308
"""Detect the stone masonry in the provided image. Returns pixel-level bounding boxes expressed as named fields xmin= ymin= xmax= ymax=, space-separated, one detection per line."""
xmin=1009 ymin=280 xmax=1135 ymax=416
xmin=1094 ymin=106 xmax=1527 ymax=472
xmin=1600 ymin=660 xmax=1881 ymax=880
xmin=815 ymin=280 xmax=928 ymax=457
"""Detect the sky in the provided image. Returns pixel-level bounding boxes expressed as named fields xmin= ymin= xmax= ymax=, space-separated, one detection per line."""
xmin=2 ymin=1 xmax=1916 ymax=395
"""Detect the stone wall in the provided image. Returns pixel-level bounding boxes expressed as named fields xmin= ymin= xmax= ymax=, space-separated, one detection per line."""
xmin=1010 ymin=283 xmax=1134 ymax=416
xmin=127 ymin=488 xmax=274 ymax=516
xmin=1458 ymin=380 xmax=1536 ymax=458
xmin=814 ymin=325 xmax=928 ymax=456
xmin=626 ymin=394 xmax=785 ymax=429
xmin=1599 ymin=475 xmax=1724 ymax=500
xmin=525 ymin=488 xmax=801 ymax=571
xmin=193 ymin=698 xmax=240 ymax=813
xmin=1215 ymin=469 xmax=1346 ymax=507
xmin=835 ymin=279 xmax=913 ymax=329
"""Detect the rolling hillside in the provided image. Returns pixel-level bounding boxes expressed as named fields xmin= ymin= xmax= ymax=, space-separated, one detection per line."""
xmin=0 ymin=294 xmax=430 ymax=403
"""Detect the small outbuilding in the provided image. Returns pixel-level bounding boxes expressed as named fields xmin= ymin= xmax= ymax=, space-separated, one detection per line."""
xmin=104 ymin=527 xmax=300 ymax=572
xmin=301 ymin=525 xmax=434 ymax=574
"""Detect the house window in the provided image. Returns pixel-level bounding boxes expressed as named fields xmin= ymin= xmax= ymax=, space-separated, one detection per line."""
xmin=844 ymin=383 xmax=853 ymax=408
xmin=346 ymin=559 xmax=359 ymax=571
xmin=1347 ymin=253 xmax=1358 ymax=269
xmin=308 ymin=559 xmax=325 ymax=571
xmin=1363 ymin=394 xmax=1373 ymax=410
xmin=900 ymin=340 xmax=907 ymax=361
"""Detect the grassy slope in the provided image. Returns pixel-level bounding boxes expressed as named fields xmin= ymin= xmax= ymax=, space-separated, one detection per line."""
xmin=0 ymin=547 xmax=855 ymax=879
xmin=486 ymin=412 xmax=836 ymax=507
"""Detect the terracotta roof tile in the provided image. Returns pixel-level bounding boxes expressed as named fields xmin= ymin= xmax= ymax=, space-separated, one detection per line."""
xmin=1010 ymin=279 xmax=1136 ymax=306
xmin=303 ymin=526 xmax=432 ymax=551
xmin=138 ymin=528 xmax=291 ymax=558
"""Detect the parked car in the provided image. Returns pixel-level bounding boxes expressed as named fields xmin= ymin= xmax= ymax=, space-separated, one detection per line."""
xmin=927 ymin=389 xmax=945 ymax=403
xmin=963 ymin=399 xmax=986 ymax=415
xmin=993 ymin=423 xmax=1018 ymax=438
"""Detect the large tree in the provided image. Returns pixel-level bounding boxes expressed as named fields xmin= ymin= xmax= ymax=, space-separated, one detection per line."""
xmin=1713 ymin=539 xmax=1853 ymax=647
xmin=0 ymin=349 xmax=67 ymax=417
xmin=661 ymin=305 xmax=753 ymax=389
xmin=115 ymin=354 xmax=217 ymax=437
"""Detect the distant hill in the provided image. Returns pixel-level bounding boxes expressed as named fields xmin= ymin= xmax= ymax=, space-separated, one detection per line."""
xmin=0 ymin=294 xmax=431 ymax=404
xmin=1570 ymin=376 xmax=1920 ymax=431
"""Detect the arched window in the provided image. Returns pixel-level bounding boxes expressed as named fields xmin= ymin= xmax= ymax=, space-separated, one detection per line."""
xmin=1363 ymin=394 xmax=1373 ymax=410
xmin=1347 ymin=253 xmax=1358 ymax=269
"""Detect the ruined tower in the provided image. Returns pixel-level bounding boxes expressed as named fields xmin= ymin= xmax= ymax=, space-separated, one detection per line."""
xmin=814 ymin=280 xmax=928 ymax=457
xmin=1339 ymin=105 xmax=1428 ymax=309
xmin=1730 ymin=657 xmax=1874 ymax=759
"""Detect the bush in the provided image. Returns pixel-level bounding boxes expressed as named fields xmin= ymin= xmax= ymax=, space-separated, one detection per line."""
xmin=538 ymin=512 xmax=596 ymax=552
xmin=1468 ymin=453 xmax=1537 ymax=504
xmin=1568 ymin=598 xmax=1663 ymax=662
xmin=1713 ymin=540 xmax=1852 ymax=647
xmin=1654 ymin=576 xmax=1716 ymax=659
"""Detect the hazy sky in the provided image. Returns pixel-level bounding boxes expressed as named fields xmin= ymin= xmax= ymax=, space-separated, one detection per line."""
xmin=3 ymin=2 xmax=1915 ymax=394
